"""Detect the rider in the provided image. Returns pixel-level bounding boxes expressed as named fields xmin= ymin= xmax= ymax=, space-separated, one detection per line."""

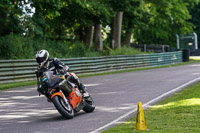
xmin=35 ymin=49 xmax=89 ymax=97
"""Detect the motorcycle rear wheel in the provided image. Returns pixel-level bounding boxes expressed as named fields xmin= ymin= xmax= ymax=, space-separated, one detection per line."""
xmin=83 ymin=96 xmax=95 ymax=113
xmin=52 ymin=95 xmax=74 ymax=119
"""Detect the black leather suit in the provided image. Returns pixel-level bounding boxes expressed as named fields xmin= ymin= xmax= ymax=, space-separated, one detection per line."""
xmin=35 ymin=58 xmax=83 ymax=93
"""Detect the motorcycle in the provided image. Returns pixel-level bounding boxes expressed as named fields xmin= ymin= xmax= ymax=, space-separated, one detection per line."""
xmin=37 ymin=70 xmax=95 ymax=119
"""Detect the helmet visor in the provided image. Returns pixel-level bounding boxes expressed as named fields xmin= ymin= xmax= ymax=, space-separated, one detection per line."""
xmin=36 ymin=56 xmax=46 ymax=64
xmin=36 ymin=53 xmax=48 ymax=64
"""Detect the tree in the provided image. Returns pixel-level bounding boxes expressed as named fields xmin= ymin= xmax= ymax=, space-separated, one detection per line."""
xmin=112 ymin=12 xmax=123 ymax=49
xmin=134 ymin=0 xmax=199 ymax=47
xmin=122 ymin=0 xmax=147 ymax=47
xmin=93 ymin=24 xmax=103 ymax=51
xmin=107 ymin=0 xmax=127 ymax=49
xmin=107 ymin=0 xmax=144 ymax=48
xmin=0 ymin=0 xmax=24 ymax=36
xmin=30 ymin=0 xmax=63 ymax=38
xmin=189 ymin=2 xmax=200 ymax=43
xmin=30 ymin=0 xmax=113 ymax=51
xmin=68 ymin=0 xmax=113 ymax=50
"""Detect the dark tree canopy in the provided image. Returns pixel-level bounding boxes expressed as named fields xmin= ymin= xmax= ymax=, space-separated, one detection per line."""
xmin=0 ymin=0 xmax=199 ymax=51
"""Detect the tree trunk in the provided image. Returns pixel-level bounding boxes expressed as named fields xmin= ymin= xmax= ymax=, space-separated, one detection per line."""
xmin=89 ymin=26 xmax=94 ymax=47
xmin=111 ymin=12 xmax=123 ymax=49
xmin=111 ymin=16 xmax=116 ymax=49
xmin=0 ymin=13 xmax=7 ymax=36
xmin=93 ymin=24 xmax=103 ymax=51
xmin=79 ymin=27 xmax=84 ymax=43
xmin=83 ymin=26 xmax=93 ymax=46
xmin=124 ymin=22 xmax=134 ymax=47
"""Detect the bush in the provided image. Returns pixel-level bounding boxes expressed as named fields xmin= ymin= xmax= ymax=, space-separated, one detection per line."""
xmin=0 ymin=34 xmax=34 ymax=59
xmin=68 ymin=42 xmax=86 ymax=57
xmin=0 ymin=34 xmax=146 ymax=60
xmin=111 ymin=46 xmax=143 ymax=55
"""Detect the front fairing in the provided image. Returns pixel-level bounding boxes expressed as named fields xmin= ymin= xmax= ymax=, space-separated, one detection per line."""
xmin=40 ymin=70 xmax=63 ymax=88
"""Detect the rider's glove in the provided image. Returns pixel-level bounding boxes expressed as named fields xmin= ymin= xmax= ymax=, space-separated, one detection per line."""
xmin=59 ymin=70 xmax=66 ymax=75
xmin=59 ymin=66 xmax=69 ymax=75
xmin=37 ymin=86 xmax=48 ymax=95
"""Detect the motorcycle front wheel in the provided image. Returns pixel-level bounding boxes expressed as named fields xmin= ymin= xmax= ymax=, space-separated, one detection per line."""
xmin=52 ymin=95 xmax=74 ymax=119
xmin=83 ymin=95 xmax=95 ymax=113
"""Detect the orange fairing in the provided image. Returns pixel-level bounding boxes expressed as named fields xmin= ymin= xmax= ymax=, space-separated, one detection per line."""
xmin=70 ymin=73 xmax=78 ymax=79
xmin=51 ymin=92 xmax=63 ymax=99
xmin=67 ymin=88 xmax=82 ymax=109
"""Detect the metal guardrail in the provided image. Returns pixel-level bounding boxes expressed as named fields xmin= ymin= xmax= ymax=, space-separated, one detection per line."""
xmin=0 ymin=51 xmax=182 ymax=84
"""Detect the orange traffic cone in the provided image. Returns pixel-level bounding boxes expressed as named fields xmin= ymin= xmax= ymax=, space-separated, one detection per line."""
xmin=135 ymin=102 xmax=149 ymax=131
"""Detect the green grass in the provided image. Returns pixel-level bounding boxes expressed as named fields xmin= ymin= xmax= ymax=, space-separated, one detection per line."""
xmin=103 ymin=79 xmax=200 ymax=133
xmin=0 ymin=80 xmax=36 ymax=91
xmin=0 ymin=59 xmax=199 ymax=91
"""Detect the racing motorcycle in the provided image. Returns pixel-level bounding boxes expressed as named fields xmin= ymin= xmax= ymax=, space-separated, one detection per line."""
xmin=37 ymin=70 xmax=95 ymax=119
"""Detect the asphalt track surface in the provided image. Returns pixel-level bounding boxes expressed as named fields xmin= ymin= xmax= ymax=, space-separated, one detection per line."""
xmin=1 ymin=63 xmax=200 ymax=133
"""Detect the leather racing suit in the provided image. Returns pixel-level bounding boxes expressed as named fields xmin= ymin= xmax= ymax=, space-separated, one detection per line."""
xmin=35 ymin=58 xmax=86 ymax=95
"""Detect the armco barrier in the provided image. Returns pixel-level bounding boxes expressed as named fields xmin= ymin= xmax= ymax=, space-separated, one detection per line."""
xmin=0 ymin=51 xmax=182 ymax=84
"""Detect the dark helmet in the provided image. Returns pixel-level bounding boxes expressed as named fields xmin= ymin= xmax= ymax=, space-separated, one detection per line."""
xmin=35 ymin=50 xmax=49 ymax=67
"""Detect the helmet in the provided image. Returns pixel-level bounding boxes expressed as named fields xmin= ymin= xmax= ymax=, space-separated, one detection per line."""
xmin=35 ymin=50 xmax=49 ymax=67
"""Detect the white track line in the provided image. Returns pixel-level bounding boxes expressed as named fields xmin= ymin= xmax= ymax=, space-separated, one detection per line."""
xmin=89 ymin=77 xmax=200 ymax=133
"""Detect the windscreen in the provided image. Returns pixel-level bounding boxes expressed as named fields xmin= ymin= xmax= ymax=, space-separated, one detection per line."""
xmin=41 ymin=70 xmax=60 ymax=87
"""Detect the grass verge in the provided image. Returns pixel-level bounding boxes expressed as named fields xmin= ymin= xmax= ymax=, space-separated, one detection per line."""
xmin=103 ymin=79 xmax=200 ymax=133
xmin=0 ymin=59 xmax=199 ymax=91
xmin=0 ymin=80 xmax=36 ymax=91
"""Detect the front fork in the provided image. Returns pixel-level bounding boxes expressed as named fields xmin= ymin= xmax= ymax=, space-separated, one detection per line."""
xmin=50 ymin=89 xmax=68 ymax=102
xmin=59 ymin=90 xmax=70 ymax=105
xmin=50 ymin=90 xmax=72 ymax=111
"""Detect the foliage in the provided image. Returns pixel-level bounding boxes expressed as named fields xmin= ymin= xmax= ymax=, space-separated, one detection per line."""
xmin=121 ymin=0 xmax=149 ymax=45
xmin=134 ymin=0 xmax=200 ymax=47
xmin=0 ymin=34 xmax=34 ymax=59
xmin=0 ymin=0 xmax=200 ymax=59
xmin=0 ymin=34 xmax=144 ymax=59
xmin=189 ymin=2 xmax=200 ymax=43
xmin=29 ymin=0 xmax=113 ymax=40
xmin=0 ymin=0 xmax=24 ymax=36
xmin=109 ymin=46 xmax=144 ymax=55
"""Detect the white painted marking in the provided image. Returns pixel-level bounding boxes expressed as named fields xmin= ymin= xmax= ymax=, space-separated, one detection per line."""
xmin=190 ymin=64 xmax=200 ymax=67
xmin=89 ymin=77 xmax=200 ymax=133
xmin=85 ymin=84 xmax=100 ymax=87
xmin=95 ymin=91 xmax=125 ymax=95
xmin=192 ymin=73 xmax=200 ymax=75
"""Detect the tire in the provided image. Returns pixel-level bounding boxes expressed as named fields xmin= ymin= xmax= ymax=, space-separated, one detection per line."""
xmin=83 ymin=96 xmax=95 ymax=113
xmin=52 ymin=95 xmax=74 ymax=119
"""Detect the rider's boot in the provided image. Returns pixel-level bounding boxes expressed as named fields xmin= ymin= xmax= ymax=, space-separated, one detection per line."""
xmin=78 ymin=83 xmax=90 ymax=98
xmin=68 ymin=73 xmax=90 ymax=98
